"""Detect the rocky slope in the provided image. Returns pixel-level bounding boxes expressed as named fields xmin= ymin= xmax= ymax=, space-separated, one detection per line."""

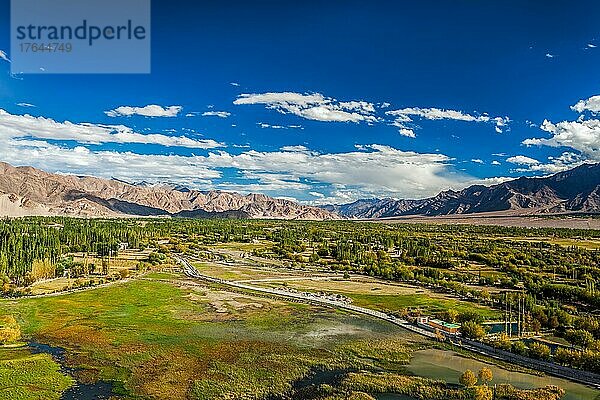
xmin=0 ymin=162 xmax=338 ymax=220
xmin=325 ymin=163 xmax=600 ymax=218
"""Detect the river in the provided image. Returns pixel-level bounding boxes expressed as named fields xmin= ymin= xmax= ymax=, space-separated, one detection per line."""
xmin=28 ymin=342 xmax=115 ymax=400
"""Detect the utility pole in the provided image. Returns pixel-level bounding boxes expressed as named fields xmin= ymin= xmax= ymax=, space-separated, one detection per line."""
xmin=509 ymin=299 xmax=512 ymax=338
xmin=517 ymin=294 xmax=521 ymax=338
xmin=504 ymin=292 xmax=508 ymax=335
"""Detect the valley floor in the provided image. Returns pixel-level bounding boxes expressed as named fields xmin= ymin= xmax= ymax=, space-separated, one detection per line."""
xmin=1 ymin=260 xmax=598 ymax=400
xmin=378 ymin=213 xmax=600 ymax=229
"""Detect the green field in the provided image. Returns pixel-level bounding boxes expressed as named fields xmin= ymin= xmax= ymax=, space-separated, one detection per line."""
xmin=348 ymin=293 xmax=501 ymax=320
xmin=0 ymin=347 xmax=73 ymax=400
xmin=0 ymin=274 xmax=431 ymax=399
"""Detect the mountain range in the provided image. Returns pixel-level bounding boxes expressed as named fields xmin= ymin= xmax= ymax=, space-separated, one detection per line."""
xmin=322 ymin=163 xmax=600 ymax=218
xmin=1 ymin=161 xmax=600 ymax=220
xmin=0 ymin=162 xmax=337 ymax=220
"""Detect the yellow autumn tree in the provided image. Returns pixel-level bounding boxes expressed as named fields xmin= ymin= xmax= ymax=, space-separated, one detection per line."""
xmin=0 ymin=315 xmax=21 ymax=344
xmin=459 ymin=369 xmax=478 ymax=387
xmin=478 ymin=367 xmax=493 ymax=385
xmin=31 ymin=258 xmax=56 ymax=281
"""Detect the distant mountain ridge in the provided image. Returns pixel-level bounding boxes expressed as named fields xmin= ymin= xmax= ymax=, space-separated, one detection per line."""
xmin=322 ymin=163 xmax=600 ymax=218
xmin=0 ymin=162 xmax=338 ymax=220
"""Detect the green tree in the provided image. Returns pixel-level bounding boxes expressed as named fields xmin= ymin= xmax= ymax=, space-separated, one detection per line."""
xmin=528 ymin=342 xmax=551 ymax=360
xmin=461 ymin=321 xmax=486 ymax=339
xmin=565 ymin=329 xmax=595 ymax=348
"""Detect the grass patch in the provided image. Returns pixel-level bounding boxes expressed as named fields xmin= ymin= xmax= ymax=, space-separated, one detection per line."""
xmin=0 ymin=348 xmax=74 ymax=400
xmin=0 ymin=278 xmax=429 ymax=400
xmin=349 ymin=293 xmax=500 ymax=320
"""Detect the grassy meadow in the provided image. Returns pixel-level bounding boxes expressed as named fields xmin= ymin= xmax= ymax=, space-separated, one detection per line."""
xmin=0 ymin=273 xmax=429 ymax=399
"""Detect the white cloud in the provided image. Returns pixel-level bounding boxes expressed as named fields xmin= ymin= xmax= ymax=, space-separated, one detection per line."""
xmin=493 ymin=116 xmax=510 ymax=133
xmin=259 ymin=123 xmax=285 ymax=129
xmin=203 ymin=144 xmax=491 ymax=199
xmin=258 ymin=122 xmax=303 ymax=130
xmin=234 ymin=92 xmax=377 ymax=123
xmin=491 ymin=160 xmax=501 ymax=165
xmin=571 ymin=95 xmax=600 ymax=114
xmin=105 ymin=105 xmax=183 ymax=118
xmin=0 ymin=107 xmax=506 ymax=202
xmin=280 ymin=145 xmax=309 ymax=152
xmin=16 ymin=103 xmax=36 ymax=108
xmin=588 ymin=44 xmax=597 ymax=49
xmin=523 ymin=118 xmax=600 ymax=160
xmin=0 ymin=50 xmax=10 ymax=63
xmin=545 ymin=53 xmax=555 ymax=58
xmin=0 ymin=140 xmax=221 ymax=186
xmin=0 ymin=109 xmax=224 ymax=149
xmin=509 ymin=152 xmax=585 ymax=174
xmin=387 ymin=107 xmax=491 ymax=122
xmin=506 ymin=155 xmax=540 ymax=165
xmin=390 ymin=119 xmax=416 ymax=138
xmin=230 ymin=82 xmax=240 ymax=87
xmin=338 ymin=101 xmax=376 ymax=114
xmin=309 ymin=192 xmax=325 ymax=198
xmin=2 ymin=139 xmax=488 ymax=200
xmin=386 ymin=107 xmax=508 ymax=134
xmin=471 ymin=159 xmax=484 ymax=164
xmin=398 ymin=128 xmax=416 ymax=138
xmin=201 ymin=111 xmax=231 ymax=118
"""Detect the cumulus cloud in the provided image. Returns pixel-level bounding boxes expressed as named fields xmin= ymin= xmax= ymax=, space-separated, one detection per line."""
xmin=398 ymin=128 xmax=416 ymax=138
xmin=506 ymin=155 xmax=540 ymax=165
xmin=2 ymin=133 xmax=499 ymax=201
xmin=507 ymin=152 xmax=585 ymax=174
xmin=105 ymin=104 xmax=183 ymax=118
xmin=234 ymin=92 xmax=378 ymax=123
xmin=0 ymin=109 xmax=224 ymax=149
xmin=201 ymin=111 xmax=231 ymax=118
xmin=0 ymin=140 xmax=221 ymax=186
xmin=203 ymin=144 xmax=494 ymax=199
xmin=471 ymin=159 xmax=484 ymax=164
xmin=491 ymin=160 xmax=501 ymax=165
xmin=523 ymin=118 xmax=600 ymax=160
xmin=493 ymin=116 xmax=510 ymax=133
xmin=571 ymin=95 xmax=600 ymax=114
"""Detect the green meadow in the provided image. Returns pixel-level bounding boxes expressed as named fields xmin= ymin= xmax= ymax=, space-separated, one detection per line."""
xmin=0 ymin=274 xmax=428 ymax=399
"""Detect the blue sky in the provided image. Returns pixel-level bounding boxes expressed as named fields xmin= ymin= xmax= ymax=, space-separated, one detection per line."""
xmin=1 ymin=0 xmax=600 ymax=204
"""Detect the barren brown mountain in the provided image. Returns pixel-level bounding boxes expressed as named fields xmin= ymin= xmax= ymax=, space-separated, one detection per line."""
xmin=323 ymin=163 xmax=600 ymax=218
xmin=0 ymin=162 xmax=338 ymax=220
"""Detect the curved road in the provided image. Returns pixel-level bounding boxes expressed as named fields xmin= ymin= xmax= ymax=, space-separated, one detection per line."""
xmin=177 ymin=256 xmax=442 ymax=339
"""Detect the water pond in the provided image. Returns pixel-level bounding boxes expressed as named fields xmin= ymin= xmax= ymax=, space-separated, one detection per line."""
xmin=407 ymin=348 xmax=600 ymax=400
